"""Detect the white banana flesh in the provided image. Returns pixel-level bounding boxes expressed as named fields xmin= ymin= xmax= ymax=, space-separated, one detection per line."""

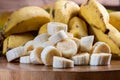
xmin=41 ymin=46 xmax=62 ymax=66
xmin=24 ymin=40 xmax=34 ymax=52
xmin=47 ymin=22 xmax=68 ymax=35
xmin=92 ymin=41 xmax=111 ymax=54
xmin=48 ymin=30 xmax=68 ymax=45
xmin=72 ymin=53 xmax=90 ymax=65
xmin=80 ymin=35 xmax=94 ymax=52
xmin=33 ymin=33 xmax=50 ymax=48
xmin=56 ymin=39 xmax=77 ymax=58
xmin=53 ymin=56 xmax=74 ymax=68
xmin=20 ymin=56 xmax=31 ymax=64
xmin=6 ymin=46 xmax=27 ymax=62
xmin=90 ymin=53 xmax=112 ymax=66
xmin=30 ymin=47 xmax=43 ymax=64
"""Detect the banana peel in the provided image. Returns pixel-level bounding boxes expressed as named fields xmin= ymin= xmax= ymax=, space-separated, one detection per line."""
xmin=4 ymin=6 xmax=50 ymax=37
xmin=3 ymin=33 xmax=34 ymax=54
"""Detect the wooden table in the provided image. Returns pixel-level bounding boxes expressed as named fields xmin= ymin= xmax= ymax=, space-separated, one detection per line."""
xmin=0 ymin=57 xmax=120 ymax=80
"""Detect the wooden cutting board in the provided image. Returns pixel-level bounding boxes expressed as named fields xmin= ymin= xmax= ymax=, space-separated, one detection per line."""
xmin=0 ymin=57 xmax=120 ymax=80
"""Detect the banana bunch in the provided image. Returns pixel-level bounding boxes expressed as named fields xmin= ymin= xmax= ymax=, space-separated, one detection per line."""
xmin=6 ymin=21 xmax=112 ymax=68
xmin=2 ymin=6 xmax=51 ymax=55
xmin=80 ymin=0 xmax=120 ymax=57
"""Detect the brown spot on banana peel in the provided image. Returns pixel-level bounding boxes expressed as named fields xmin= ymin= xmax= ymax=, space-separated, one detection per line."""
xmin=85 ymin=0 xmax=90 ymax=5
xmin=104 ymin=29 xmax=110 ymax=34
xmin=52 ymin=9 xmax=55 ymax=19
xmin=64 ymin=2 xmax=69 ymax=8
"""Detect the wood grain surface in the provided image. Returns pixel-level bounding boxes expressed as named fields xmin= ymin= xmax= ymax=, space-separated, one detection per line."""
xmin=0 ymin=57 xmax=120 ymax=80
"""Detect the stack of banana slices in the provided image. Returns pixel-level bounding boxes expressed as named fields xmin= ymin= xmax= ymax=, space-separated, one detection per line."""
xmin=6 ymin=21 xmax=112 ymax=68
xmin=3 ymin=0 xmax=120 ymax=68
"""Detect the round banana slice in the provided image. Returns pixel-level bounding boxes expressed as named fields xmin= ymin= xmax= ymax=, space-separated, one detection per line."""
xmin=24 ymin=40 xmax=34 ymax=52
xmin=80 ymin=35 xmax=94 ymax=52
xmin=33 ymin=33 xmax=50 ymax=48
xmin=6 ymin=46 xmax=27 ymax=62
xmin=47 ymin=22 xmax=68 ymax=35
xmin=48 ymin=30 xmax=68 ymax=45
xmin=41 ymin=46 xmax=62 ymax=66
xmin=71 ymin=38 xmax=80 ymax=52
xmin=56 ymin=39 xmax=77 ymax=58
xmin=72 ymin=53 xmax=90 ymax=65
xmin=53 ymin=56 xmax=74 ymax=68
xmin=20 ymin=56 xmax=31 ymax=64
xmin=30 ymin=46 xmax=44 ymax=64
xmin=92 ymin=42 xmax=111 ymax=54
xmin=90 ymin=53 xmax=112 ymax=66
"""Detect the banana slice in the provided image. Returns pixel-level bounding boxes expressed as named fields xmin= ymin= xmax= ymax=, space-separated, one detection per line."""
xmin=48 ymin=30 xmax=68 ymax=45
xmin=80 ymin=36 xmax=94 ymax=52
xmin=72 ymin=53 xmax=90 ymax=65
xmin=30 ymin=46 xmax=44 ymax=64
xmin=53 ymin=56 xmax=74 ymax=68
xmin=41 ymin=46 xmax=62 ymax=66
xmin=71 ymin=38 xmax=80 ymax=52
xmin=20 ymin=56 xmax=31 ymax=64
xmin=24 ymin=40 xmax=34 ymax=52
xmin=6 ymin=46 xmax=27 ymax=62
xmin=90 ymin=53 xmax=112 ymax=66
xmin=56 ymin=39 xmax=77 ymax=58
xmin=92 ymin=42 xmax=111 ymax=54
xmin=47 ymin=22 xmax=68 ymax=35
xmin=33 ymin=33 xmax=50 ymax=48
xmin=40 ymin=41 xmax=54 ymax=48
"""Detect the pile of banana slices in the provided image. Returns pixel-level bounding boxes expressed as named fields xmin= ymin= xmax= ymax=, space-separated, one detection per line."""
xmin=6 ymin=22 xmax=112 ymax=68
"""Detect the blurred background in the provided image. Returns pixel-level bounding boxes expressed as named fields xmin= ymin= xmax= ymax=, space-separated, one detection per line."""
xmin=0 ymin=0 xmax=120 ymax=12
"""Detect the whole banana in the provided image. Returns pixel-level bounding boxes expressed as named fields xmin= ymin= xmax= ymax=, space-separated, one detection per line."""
xmin=4 ymin=6 xmax=50 ymax=37
xmin=50 ymin=0 xmax=80 ymax=24
xmin=68 ymin=16 xmax=88 ymax=38
xmin=109 ymin=11 xmax=120 ymax=32
xmin=80 ymin=0 xmax=109 ymax=32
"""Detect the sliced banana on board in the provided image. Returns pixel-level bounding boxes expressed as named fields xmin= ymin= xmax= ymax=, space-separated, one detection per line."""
xmin=47 ymin=22 xmax=68 ymax=35
xmin=48 ymin=30 xmax=68 ymax=45
xmin=53 ymin=56 xmax=74 ymax=68
xmin=92 ymin=41 xmax=111 ymax=54
xmin=33 ymin=33 xmax=50 ymax=48
xmin=56 ymin=39 xmax=77 ymax=58
xmin=6 ymin=46 xmax=27 ymax=62
xmin=41 ymin=46 xmax=62 ymax=66
xmin=30 ymin=46 xmax=44 ymax=64
xmin=90 ymin=53 xmax=112 ymax=66
xmin=80 ymin=35 xmax=94 ymax=52
xmin=20 ymin=56 xmax=31 ymax=64
xmin=72 ymin=53 xmax=90 ymax=65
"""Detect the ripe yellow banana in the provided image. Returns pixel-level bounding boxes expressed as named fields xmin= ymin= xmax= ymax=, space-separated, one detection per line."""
xmin=3 ymin=33 xmax=34 ymax=54
xmin=80 ymin=0 xmax=109 ymax=32
xmin=89 ymin=26 xmax=120 ymax=56
xmin=51 ymin=0 xmax=80 ymax=24
xmin=109 ymin=11 xmax=120 ymax=31
xmin=68 ymin=17 xmax=88 ymax=38
xmin=38 ymin=23 xmax=48 ymax=34
xmin=4 ymin=6 xmax=50 ymax=37
xmin=106 ymin=24 xmax=120 ymax=47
